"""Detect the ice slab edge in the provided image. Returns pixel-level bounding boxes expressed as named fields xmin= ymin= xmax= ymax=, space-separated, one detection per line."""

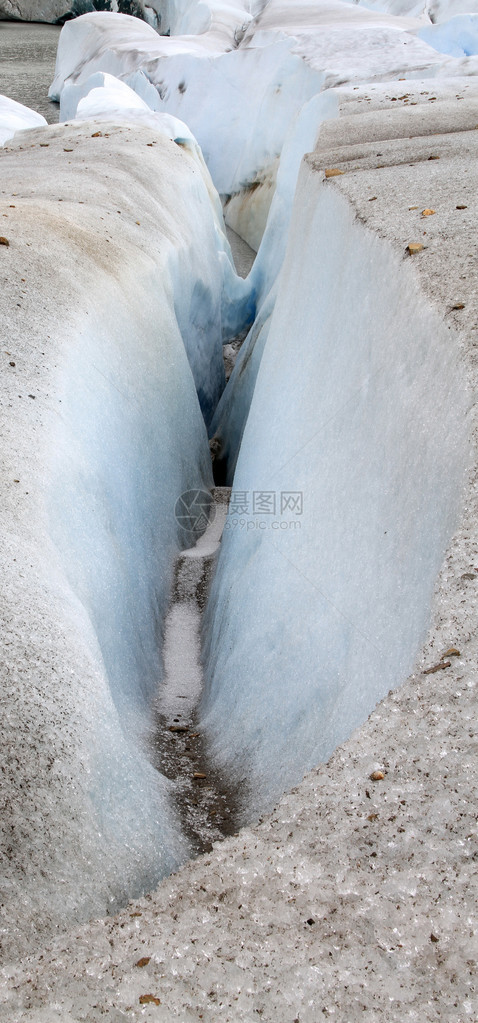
xmin=201 ymin=161 xmax=469 ymax=821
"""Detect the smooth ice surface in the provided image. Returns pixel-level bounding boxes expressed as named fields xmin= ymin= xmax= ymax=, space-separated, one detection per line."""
xmin=238 ymin=0 xmax=448 ymax=82
xmin=417 ymin=11 xmax=478 ymax=52
xmin=62 ymin=69 xmax=156 ymax=119
xmin=201 ymin=172 xmax=468 ymax=816
xmin=0 ymin=93 xmax=46 ymax=144
xmin=428 ymin=0 xmax=478 ymax=18
xmin=0 ymin=118 xmax=246 ymax=956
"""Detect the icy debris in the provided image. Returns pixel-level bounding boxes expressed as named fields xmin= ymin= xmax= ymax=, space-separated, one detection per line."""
xmin=0 ymin=94 xmax=47 ymax=146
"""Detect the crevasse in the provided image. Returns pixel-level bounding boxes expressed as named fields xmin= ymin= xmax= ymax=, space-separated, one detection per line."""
xmin=201 ymin=169 xmax=468 ymax=819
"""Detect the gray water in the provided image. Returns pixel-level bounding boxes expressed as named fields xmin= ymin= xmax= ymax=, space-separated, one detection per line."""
xmin=0 ymin=21 xmax=60 ymax=122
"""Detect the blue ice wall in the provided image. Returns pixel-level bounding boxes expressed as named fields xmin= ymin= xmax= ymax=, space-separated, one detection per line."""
xmin=201 ymin=169 xmax=469 ymax=818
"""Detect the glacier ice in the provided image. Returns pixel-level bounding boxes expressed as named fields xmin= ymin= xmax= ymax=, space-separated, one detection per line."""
xmin=2 ymin=0 xmax=478 ymax=972
xmin=213 ymin=86 xmax=380 ymax=473
xmin=417 ymin=12 xmax=478 ymax=54
xmin=41 ymin=15 xmax=477 ymax=834
xmin=0 ymin=117 xmax=250 ymax=954
xmin=46 ymin=2 xmax=478 ymax=278
xmin=200 ymin=169 xmax=469 ymax=818
xmin=209 ymin=289 xmax=274 ymax=484
xmin=48 ymin=0 xmax=452 ymax=208
xmin=49 ymin=11 xmax=325 ymax=197
xmin=62 ymin=70 xmax=254 ymax=418
xmin=211 ymin=75 xmax=478 ymax=474
xmin=349 ymin=0 xmax=478 ymax=21
xmin=151 ymin=0 xmax=259 ymax=37
xmin=428 ymin=0 xmax=478 ymax=20
xmin=60 ymin=69 xmax=160 ymax=121
xmin=0 ymin=94 xmax=47 ymax=145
